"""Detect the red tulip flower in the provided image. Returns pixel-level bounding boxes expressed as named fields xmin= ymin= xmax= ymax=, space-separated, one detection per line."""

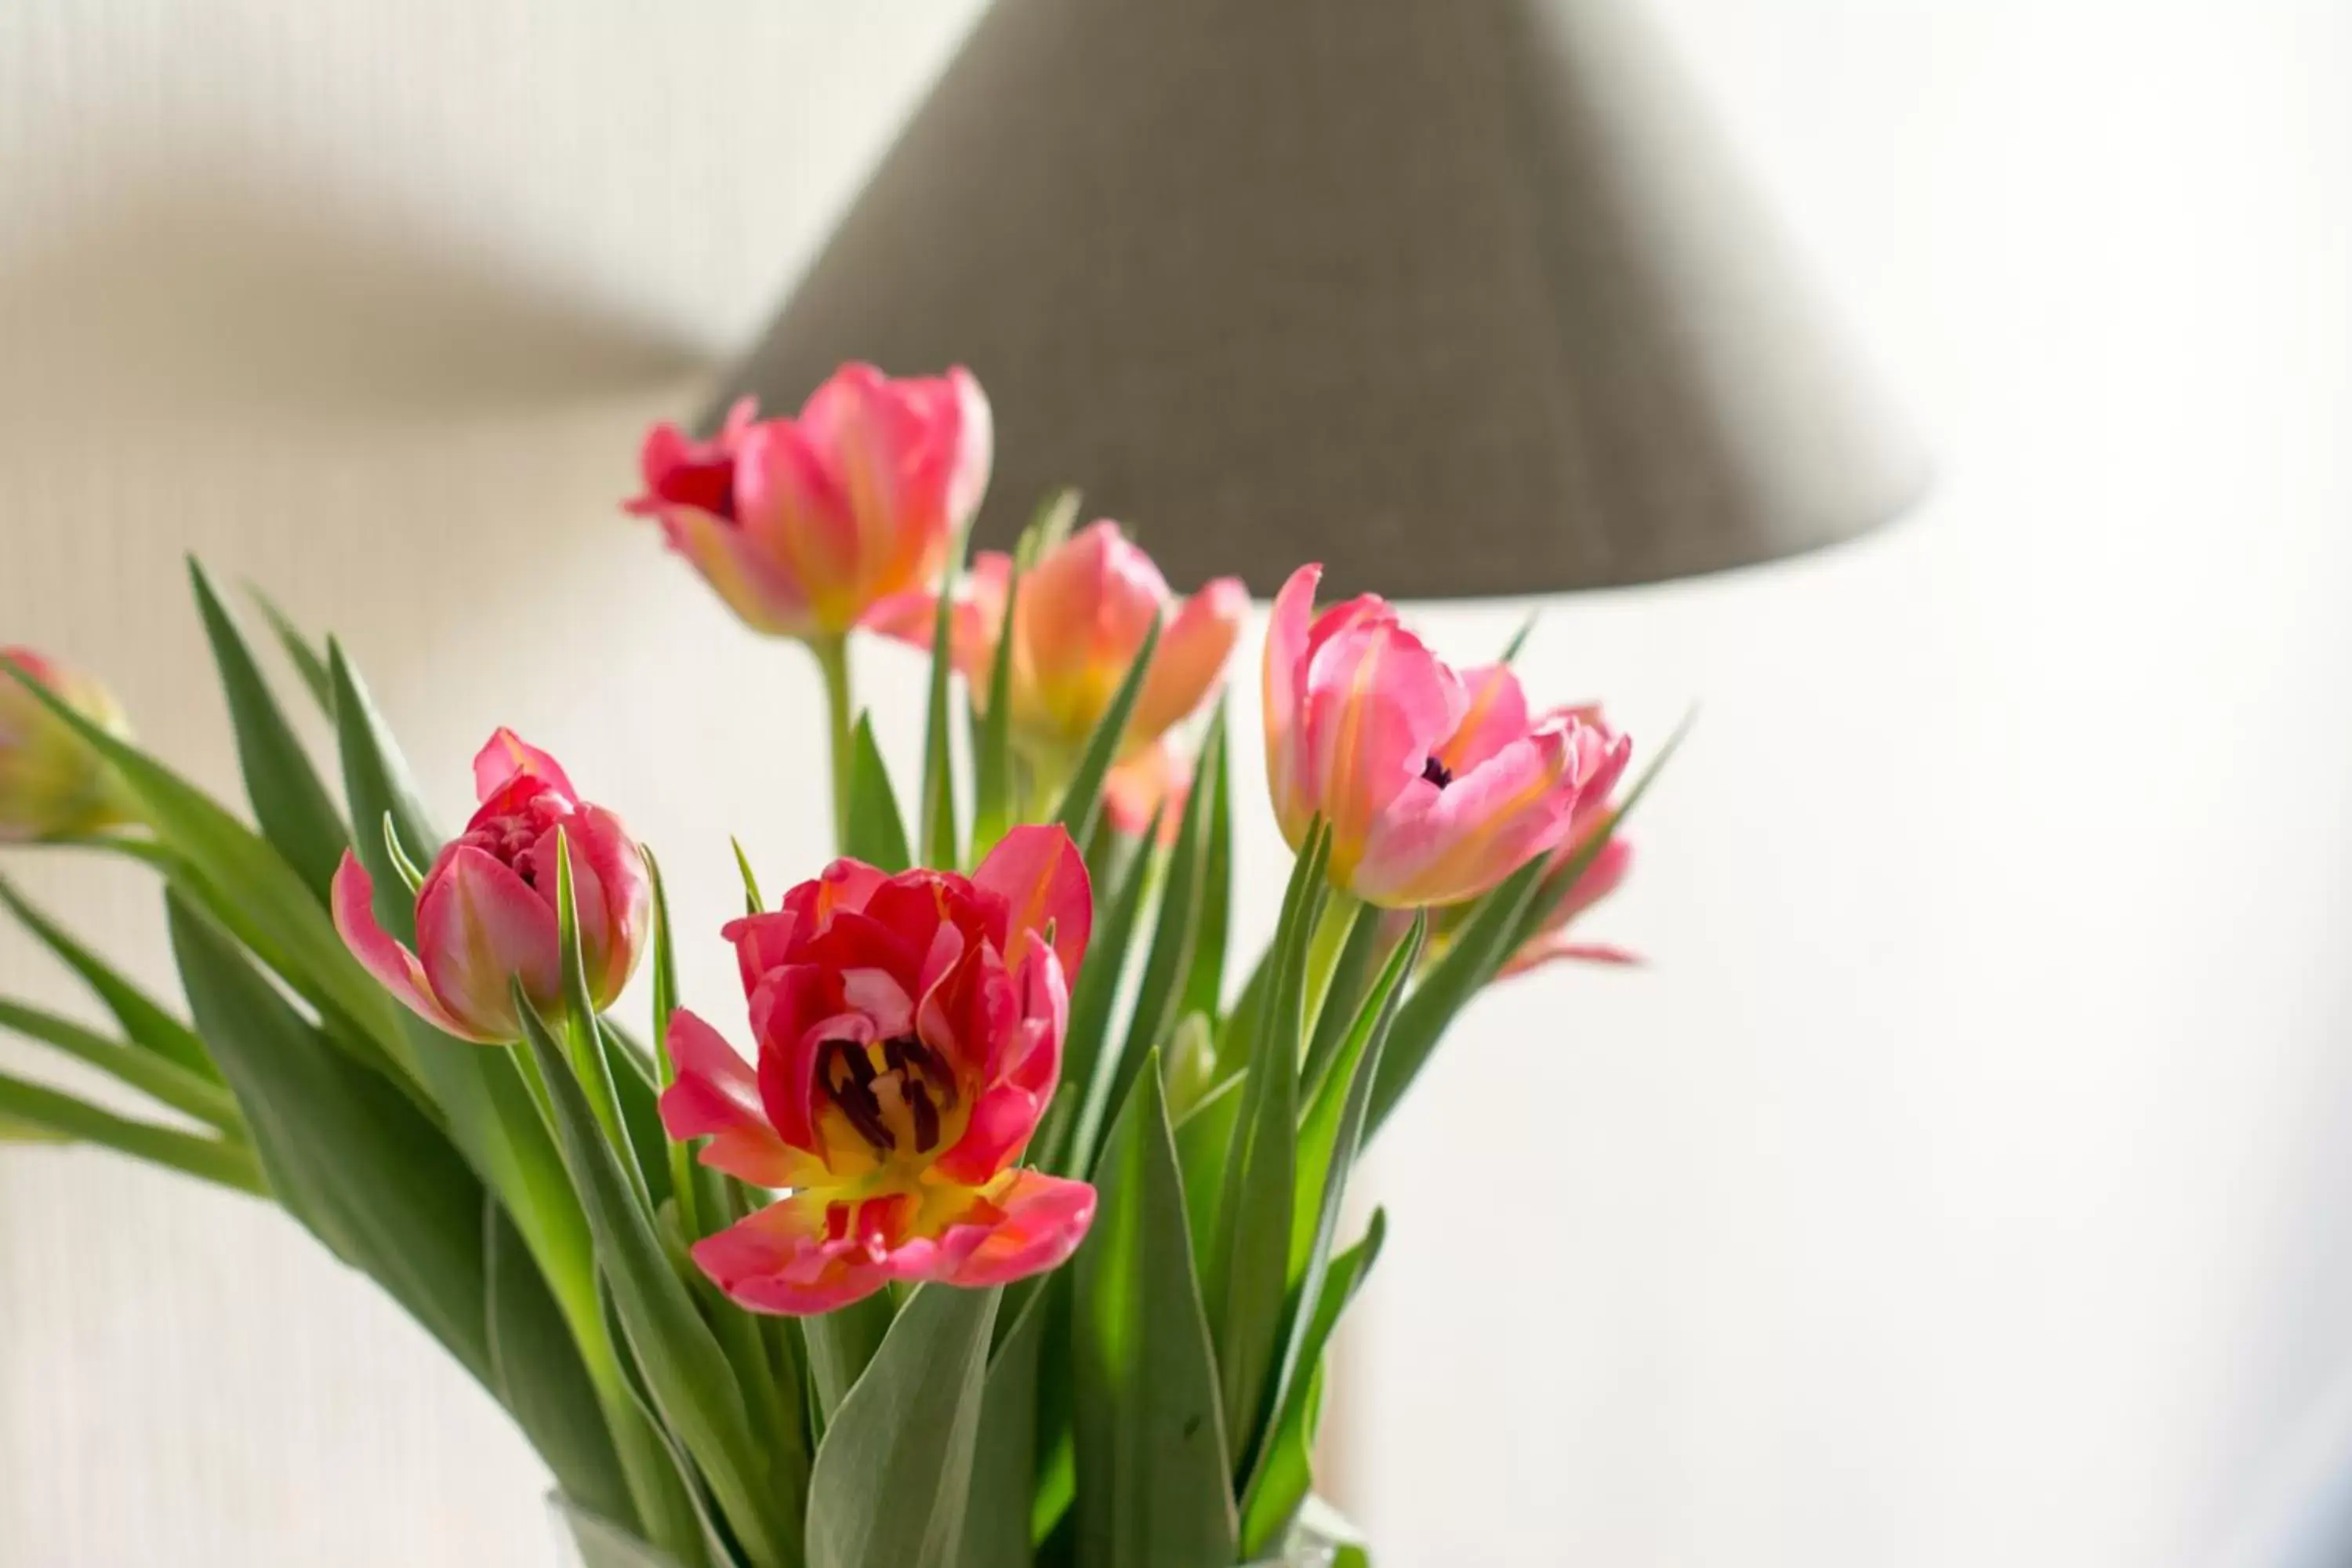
xmin=661 ymin=826 xmax=1098 ymax=1315
xmin=333 ymin=730 xmax=650 ymax=1044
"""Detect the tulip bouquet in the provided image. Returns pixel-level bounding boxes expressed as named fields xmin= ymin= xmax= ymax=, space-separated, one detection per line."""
xmin=0 ymin=364 xmax=1662 ymax=1568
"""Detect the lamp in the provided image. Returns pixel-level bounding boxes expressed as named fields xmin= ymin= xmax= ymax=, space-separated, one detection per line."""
xmin=706 ymin=0 xmax=1926 ymax=597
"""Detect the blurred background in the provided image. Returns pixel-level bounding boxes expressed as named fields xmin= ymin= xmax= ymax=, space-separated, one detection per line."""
xmin=4 ymin=2 xmax=2350 ymax=1565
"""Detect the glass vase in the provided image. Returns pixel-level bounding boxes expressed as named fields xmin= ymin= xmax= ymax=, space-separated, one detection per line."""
xmin=550 ymin=1494 xmax=1341 ymax=1567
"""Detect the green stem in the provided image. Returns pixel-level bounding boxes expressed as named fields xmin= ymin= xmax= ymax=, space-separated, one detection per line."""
xmin=0 ymin=1069 xmax=266 ymax=1196
xmin=812 ymin=633 xmax=855 ymax=853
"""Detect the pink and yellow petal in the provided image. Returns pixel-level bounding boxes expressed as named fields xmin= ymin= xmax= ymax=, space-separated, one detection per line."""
xmin=330 ymin=853 xmax=485 ymax=1040
xmin=689 ymin=1192 xmax=892 ymax=1316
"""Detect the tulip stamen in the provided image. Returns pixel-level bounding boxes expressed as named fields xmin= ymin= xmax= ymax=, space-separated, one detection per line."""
xmin=1421 ymin=756 xmax=1455 ymax=790
xmin=818 ymin=1038 xmax=895 ymax=1152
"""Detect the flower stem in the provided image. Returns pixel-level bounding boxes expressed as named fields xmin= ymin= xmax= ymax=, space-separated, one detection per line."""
xmin=811 ymin=633 xmax=856 ymax=853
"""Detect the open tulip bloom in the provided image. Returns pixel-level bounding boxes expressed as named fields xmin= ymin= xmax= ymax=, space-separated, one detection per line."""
xmin=0 ymin=368 xmax=1667 ymax=1568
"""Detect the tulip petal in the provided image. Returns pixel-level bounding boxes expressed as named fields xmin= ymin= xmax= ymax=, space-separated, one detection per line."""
xmin=330 ymin=851 xmax=483 ymax=1040
xmin=689 ymin=1192 xmax=892 ymax=1316
xmin=973 ymin=824 xmax=1092 ymax=978
xmin=1433 ymin=664 xmax=1533 ymax=778
xmin=660 ymin=1009 xmax=823 ymax=1186
xmin=414 ymin=844 xmax=561 ymax=1040
xmin=1103 ymin=741 xmax=1184 ymax=840
xmin=891 ymin=1170 xmax=1097 ymax=1290
xmin=571 ymin=805 xmax=652 ymax=1007
xmin=1352 ymin=726 xmax=1577 ymax=907
xmin=1304 ymin=621 xmax=1467 ymax=877
xmin=472 ymin=727 xmax=575 ymax=802
xmin=1131 ymin=575 xmax=1247 ymax=743
xmin=1261 ymin=564 xmax=1321 ymax=840
xmin=655 ymin=503 xmax=818 ymax=638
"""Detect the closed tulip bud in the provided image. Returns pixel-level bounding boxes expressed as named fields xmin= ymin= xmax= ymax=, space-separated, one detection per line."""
xmin=332 ymin=730 xmax=649 ymax=1044
xmin=0 ymin=648 xmax=136 ymax=841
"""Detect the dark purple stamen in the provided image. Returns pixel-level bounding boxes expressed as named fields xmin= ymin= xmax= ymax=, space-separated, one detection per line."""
xmin=1421 ymin=756 xmax=1455 ymax=789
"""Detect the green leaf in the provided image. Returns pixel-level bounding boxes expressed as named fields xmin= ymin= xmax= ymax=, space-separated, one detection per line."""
xmin=802 ymin=1293 xmax=896 ymax=1428
xmin=488 ymin=1196 xmax=642 ymax=1535
xmin=0 ymin=995 xmax=241 ymax=1131
xmin=593 ymin=1281 xmax=735 ymax=1568
xmin=4 ymin=661 xmax=414 ymax=1077
xmin=1178 ymin=720 xmax=1233 ymax=1027
xmin=555 ymin=831 xmax=640 ymax=1193
xmin=1051 ymin=613 xmax=1161 ymax=846
xmin=517 ymin=993 xmax=797 ymax=1568
xmin=1073 ymin=1058 xmax=1240 ymax=1568
xmin=1498 ymin=608 xmax=1541 ymax=665
xmin=1172 ymin=1073 xmax=1244 ymax=1270
xmin=0 ymin=1066 xmax=263 ymax=1192
xmin=1105 ymin=712 xmax=1224 ymax=1127
xmin=1363 ymin=855 xmax=1546 ymax=1142
xmin=245 ymin=582 xmax=337 ymax=717
xmin=728 ymin=837 xmax=764 ymax=914
xmin=1240 ymin=1217 xmax=1387 ymax=1558
xmin=805 ymin=1283 xmax=1001 ymax=1568
xmin=920 ymin=528 xmax=971 ymax=869
xmin=960 ymin=1287 xmax=1047 ymax=1568
xmin=0 ymin=872 xmax=220 ymax=1083
xmin=968 ymin=551 xmax=1025 ymax=858
xmin=1042 ymin=822 xmax=1160 ymax=1178
xmin=1207 ymin=822 xmax=1327 ymax=1463
xmin=648 ymin=848 xmax=700 ymax=1244
xmin=1299 ymin=898 xmax=1383 ymax=1102
xmin=1018 ymin=488 xmax=1082 ymax=564
xmin=165 ymin=891 xmax=634 ymax=1519
xmin=844 ymin=713 xmax=913 ymax=873
xmin=606 ymin=1019 xmax=676 ymax=1214
xmin=189 ymin=557 xmax=350 ymax=902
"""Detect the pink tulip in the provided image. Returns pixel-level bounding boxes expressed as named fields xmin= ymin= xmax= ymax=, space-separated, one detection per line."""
xmin=1499 ymin=713 xmax=1638 ymax=972
xmin=661 ymin=825 xmax=1098 ymax=1315
xmin=332 ymin=730 xmax=650 ymax=1044
xmin=1261 ymin=564 xmax=1629 ymax=909
xmin=625 ymin=364 xmax=992 ymax=641
xmin=873 ymin=520 xmax=1245 ymax=833
xmin=0 ymin=648 xmax=136 ymax=842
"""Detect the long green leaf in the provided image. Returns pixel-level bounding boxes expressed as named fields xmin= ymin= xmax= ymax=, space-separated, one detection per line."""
xmin=4 ymin=662 xmax=414 ymax=1077
xmin=0 ymin=1066 xmax=263 ymax=1193
xmin=802 ymin=1293 xmax=896 ymax=1430
xmin=960 ymin=1287 xmax=1047 ymax=1568
xmin=487 ymin=1196 xmax=644 ymax=1536
xmin=1105 ymin=712 xmax=1224 ymax=1126
xmin=593 ymin=1282 xmax=734 ymax=1568
xmin=245 ymin=582 xmax=337 ymax=717
xmin=1173 ymin=1073 xmax=1244 ymax=1271
xmin=844 ymin=713 xmax=913 ymax=873
xmin=1239 ymin=1215 xmax=1387 ymax=1556
xmin=920 ymin=528 xmax=971 ymax=869
xmin=0 ymin=871 xmax=220 ymax=1082
xmin=0 ymin=996 xmax=241 ymax=1131
xmin=1207 ymin=823 xmax=1327 ymax=1459
xmin=1044 ymin=821 xmax=1160 ymax=1178
xmin=648 ymin=848 xmax=701 ymax=1244
xmin=517 ymin=994 xmax=797 ymax=1568
xmin=189 ymin=557 xmax=349 ymax=902
xmin=805 ymin=1284 xmax=1001 ymax=1568
xmin=1299 ymin=898 xmax=1383 ymax=1102
xmin=968 ymin=550 xmax=1026 ymax=857
xmin=554 ymin=832 xmax=639 ymax=1192
xmin=1179 ymin=721 xmax=1233 ymax=1026
xmin=166 ymin=892 xmax=633 ymax=1517
xmin=1073 ymin=1057 xmax=1240 ymax=1567
xmin=1051 ymin=614 xmax=1161 ymax=845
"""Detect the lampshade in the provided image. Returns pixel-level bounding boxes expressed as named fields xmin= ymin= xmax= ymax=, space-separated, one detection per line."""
xmin=706 ymin=0 xmax=1927 ymax=598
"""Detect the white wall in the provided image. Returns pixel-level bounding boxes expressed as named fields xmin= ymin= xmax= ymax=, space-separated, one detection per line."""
xmin=4 ymin=3 xmax=2350 ymax=1566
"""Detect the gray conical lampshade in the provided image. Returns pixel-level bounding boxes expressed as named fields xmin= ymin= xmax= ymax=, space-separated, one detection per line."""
xmin=708 ymin=0 xmax=1926 ymax=598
